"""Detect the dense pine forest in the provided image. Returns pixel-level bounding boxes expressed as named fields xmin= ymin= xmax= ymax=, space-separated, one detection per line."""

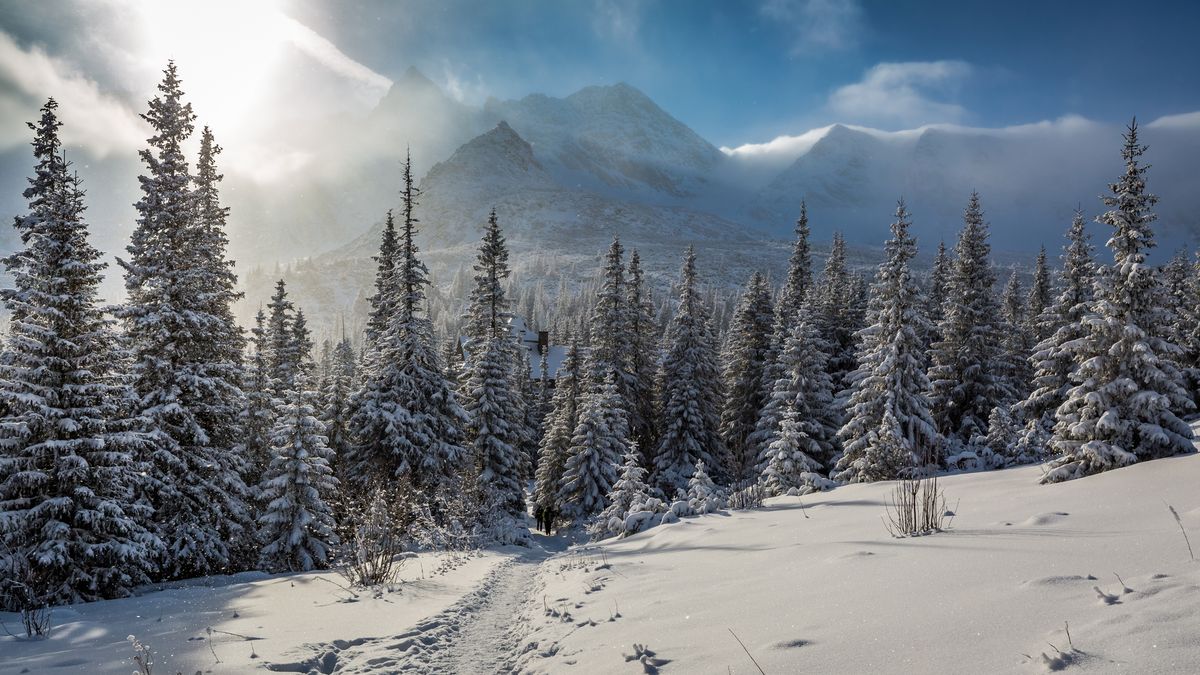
xmin=1 ymin=61 xmax=1197 ymax=620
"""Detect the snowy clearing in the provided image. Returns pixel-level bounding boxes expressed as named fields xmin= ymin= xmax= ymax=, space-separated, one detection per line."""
xmin=3 ymin=454 xmax=1200 ymax=673
xmin=518 ymin=453 xmax=1200 ymax=674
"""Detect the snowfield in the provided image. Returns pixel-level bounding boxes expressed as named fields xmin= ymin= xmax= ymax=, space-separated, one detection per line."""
xmin=0 ymin=551 xmax=508 ymax=674
xmin=518 ymin=453 xmax=1200 ymax=674
xmin=4 ymin=453 xmax=1199 ymax=674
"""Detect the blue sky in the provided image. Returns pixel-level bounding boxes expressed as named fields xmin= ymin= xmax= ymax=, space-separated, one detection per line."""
xmin=289 ymin=0 xmax=1200 ymax=146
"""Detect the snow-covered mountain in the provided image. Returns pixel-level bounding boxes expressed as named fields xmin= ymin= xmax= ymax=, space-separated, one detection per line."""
xmin=484 ymin=83 xmax=728 ymax=200
xmin=237 ymin=71 xmax=1200 ymax=332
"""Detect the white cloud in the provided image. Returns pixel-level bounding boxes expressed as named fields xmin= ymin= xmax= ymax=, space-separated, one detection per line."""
xmin=721 ymin=113 xmax=1105 ymax=165
xmin=828 ymin=60 xmax=972 ymax=128
xmin=592 ymin=0 xmax=643 ymax=44
xmin=281 ymin=16 xmax=392 ymax=102
xmin=1147 ymin=110 xmax=1200 ymax=130
xmin=760 ymin=0 xmax=862 ymax=54
xmin=438 ymin=61 xmax=488 ymax=104
xmin=0 ymin=30 xmax=145 ymax=157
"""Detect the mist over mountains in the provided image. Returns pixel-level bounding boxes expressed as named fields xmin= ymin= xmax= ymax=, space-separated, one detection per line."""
xmin=3 ymin=65 xmax=1199 ymax=333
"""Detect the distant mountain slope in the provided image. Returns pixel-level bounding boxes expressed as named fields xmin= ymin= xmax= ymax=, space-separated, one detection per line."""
xmin=484 ymin=83 xmax=728 ymax=200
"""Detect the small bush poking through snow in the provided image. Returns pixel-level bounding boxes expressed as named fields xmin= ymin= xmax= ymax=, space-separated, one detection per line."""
xmin=0 ymin=552 xmax=53 ymax=638
xmin=727 ymin=484 xmax=766 ymax=510
xmin=335 ymin=486 xmax=406 ymax=587
xmin=883 ymin=476 xmax=952 ymax=537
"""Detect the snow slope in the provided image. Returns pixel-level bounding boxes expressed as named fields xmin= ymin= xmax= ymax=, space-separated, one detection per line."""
xmin=4 ymin=455 xmax=1197 ymax=674
xmin=517 ymin=453 xmax=1200 ymax=673
xmin=0 ymin=551 xmax=506 ymax=675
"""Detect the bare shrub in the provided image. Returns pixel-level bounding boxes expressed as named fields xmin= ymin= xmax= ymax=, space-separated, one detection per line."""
xmin=727 ymin=484 xmax=765 ymax=510
xmin=335 ymin=484 xmax=407 ymax=587
xmin=883 ymin=475 xmax=952 ymax=537
xmin=0 ymin=551 xmax=53 ymax=639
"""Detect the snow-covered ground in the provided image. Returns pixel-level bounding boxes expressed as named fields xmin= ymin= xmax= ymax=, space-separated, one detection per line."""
xmin=516 ymin=453 xmax=1200 ymax=673
xmin=0 ymin=550 xmax=508 ymax=674
xmin=5 ymin=454 xmax=1199 ymax=674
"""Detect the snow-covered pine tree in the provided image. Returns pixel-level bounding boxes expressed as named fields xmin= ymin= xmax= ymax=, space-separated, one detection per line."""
xmin=512 ymin=355 xmax=540 ymax=480
xmin=753 ymin=307 xmax=839 ymax=475
xmin=1176 ymin=251 xmax=1200 ymax=406
xmin=117 ymin=63 xmax=251 ymax=578
xmin=625 ymin=249 xmax=659 ymax=461
xmin=1026 ymin=246 xmax=1054 ymax=343
xmin=686 ymin=460 xmax=723 ymax=514
xmin=242 ymin=310 xmax=275 ymax=487
xmin=257 ymin=378 xmax=339 ymax=572
xmin=999 ymin=270 xmax=1034 ymax=402
xmin=927 ymin=241 xmax=951 ymax=329
xmin=982 ymin=405 xmax=1024 ymax=466
xmin=533 ymin=341 xmax=582 ymax=525
xmin=347 ymin=152 xmax=467 ymax=493
xmin=652 ymin=247 xmax=727 ymax=492
xmin=559 ymin=376 xmax=629 ymax=521
xmin=926 ymin=192 xmax=1011 ymax=447
xmin=462 ymin=210 xmax=525 ymax=518
xmin=719 ymin=272 xmax=774 ymax=482
xmin=1013 ymin=211 xmax=1096 ymax=459
xmin=812 ymin=232 xmax=861 ymax=395
xmin=761 ymin=408 xmax=829 ymax=496
xmin=588 ymin=237 xmax=631 ymax=389
xmin=320 ymin=335 xmax=356 ymax=476
xmin=1043 ymin=120 xmax=1195 ymax=482
xmin=364 ymin=209 xmax=398 ymax=352
xmin=0 ymin=100 xmax=156 ymax=604
xmin=291 ymin=309 xmax=313 ymax=376
xmin=265 ymin=279 xmax=297 ymax=400
xmin=592 ymin=446 xmax=652 ymax=539
xmin=835 ymin=200 xmax=939 ymax=482
xmin=748 ymin=205 xmax=813 ymax=461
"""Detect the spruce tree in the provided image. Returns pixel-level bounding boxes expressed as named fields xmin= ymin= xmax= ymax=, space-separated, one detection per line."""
xmin=533 ymin=341 xmax=582 ymax=523
xmin=761 ymin=408 xmax=826 ymax=496
xmin=811 ymin=232 xmax=861 ymax=395
xmin=0 ymin=100 xmax=156 ymax=604
xmin=588 ymin=237 xmax=631 ymax=389
xmin=257 ymin=380 xmax=339 ymax=572
xmin=1043 ymin=121 xmax=1194 ymax=482
xmin=836 ymin=201 xmax=939 ymax=482
xmin=926 ymin=192 xmax=1010 ymax=446
xmin=1026 ymin=246 xmax=1054 ymax=343
xmin=1014 ymin=211 xmax=1095 ymax=458
xmin=719 ymin=272 xmax=775 ymax=481
xmin=559 ymin=376 xmax=629 ymax=521
xmin=348 ymin=154 xmax=467 ymax=492
xmin=321 ymin=335 xmax=357 ymax=475
xmin=754 ymin=310 xmax=839 ymax=477
xmin=925 ymin=240 xmax=951 ymax=348
xmin=117 ymin=63 xmax=251 ymax=578
xmin=266 ymin=279 xmax=297 ymax=400
xmin=593 ymin=447 xmax=652 ymax=539
xmin=242 ymin=310 xmax=275 ymax=487
xmin=999 ymin=270 xmax=1034 ymax=401
xmin=462 ymin=210 xmax=525 ymax=518
xmin=365 ymin=210 xmax=399 ymax=351
xmin=749 ymin=209 xmax=815 ymax=463
xmin=625 ymin=250 xmax=659 ymax=461
xmin=1176 ymin=251 xmax=1200 ymax=406
xmin=652 ymin=247 xmax=727 ymax=492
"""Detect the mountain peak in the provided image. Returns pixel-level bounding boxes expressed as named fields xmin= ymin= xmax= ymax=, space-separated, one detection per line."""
xmin=397 ymin=65 xmax=436 ymax=88
xmin=434 ymin=121 xmax=540 ymax=175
